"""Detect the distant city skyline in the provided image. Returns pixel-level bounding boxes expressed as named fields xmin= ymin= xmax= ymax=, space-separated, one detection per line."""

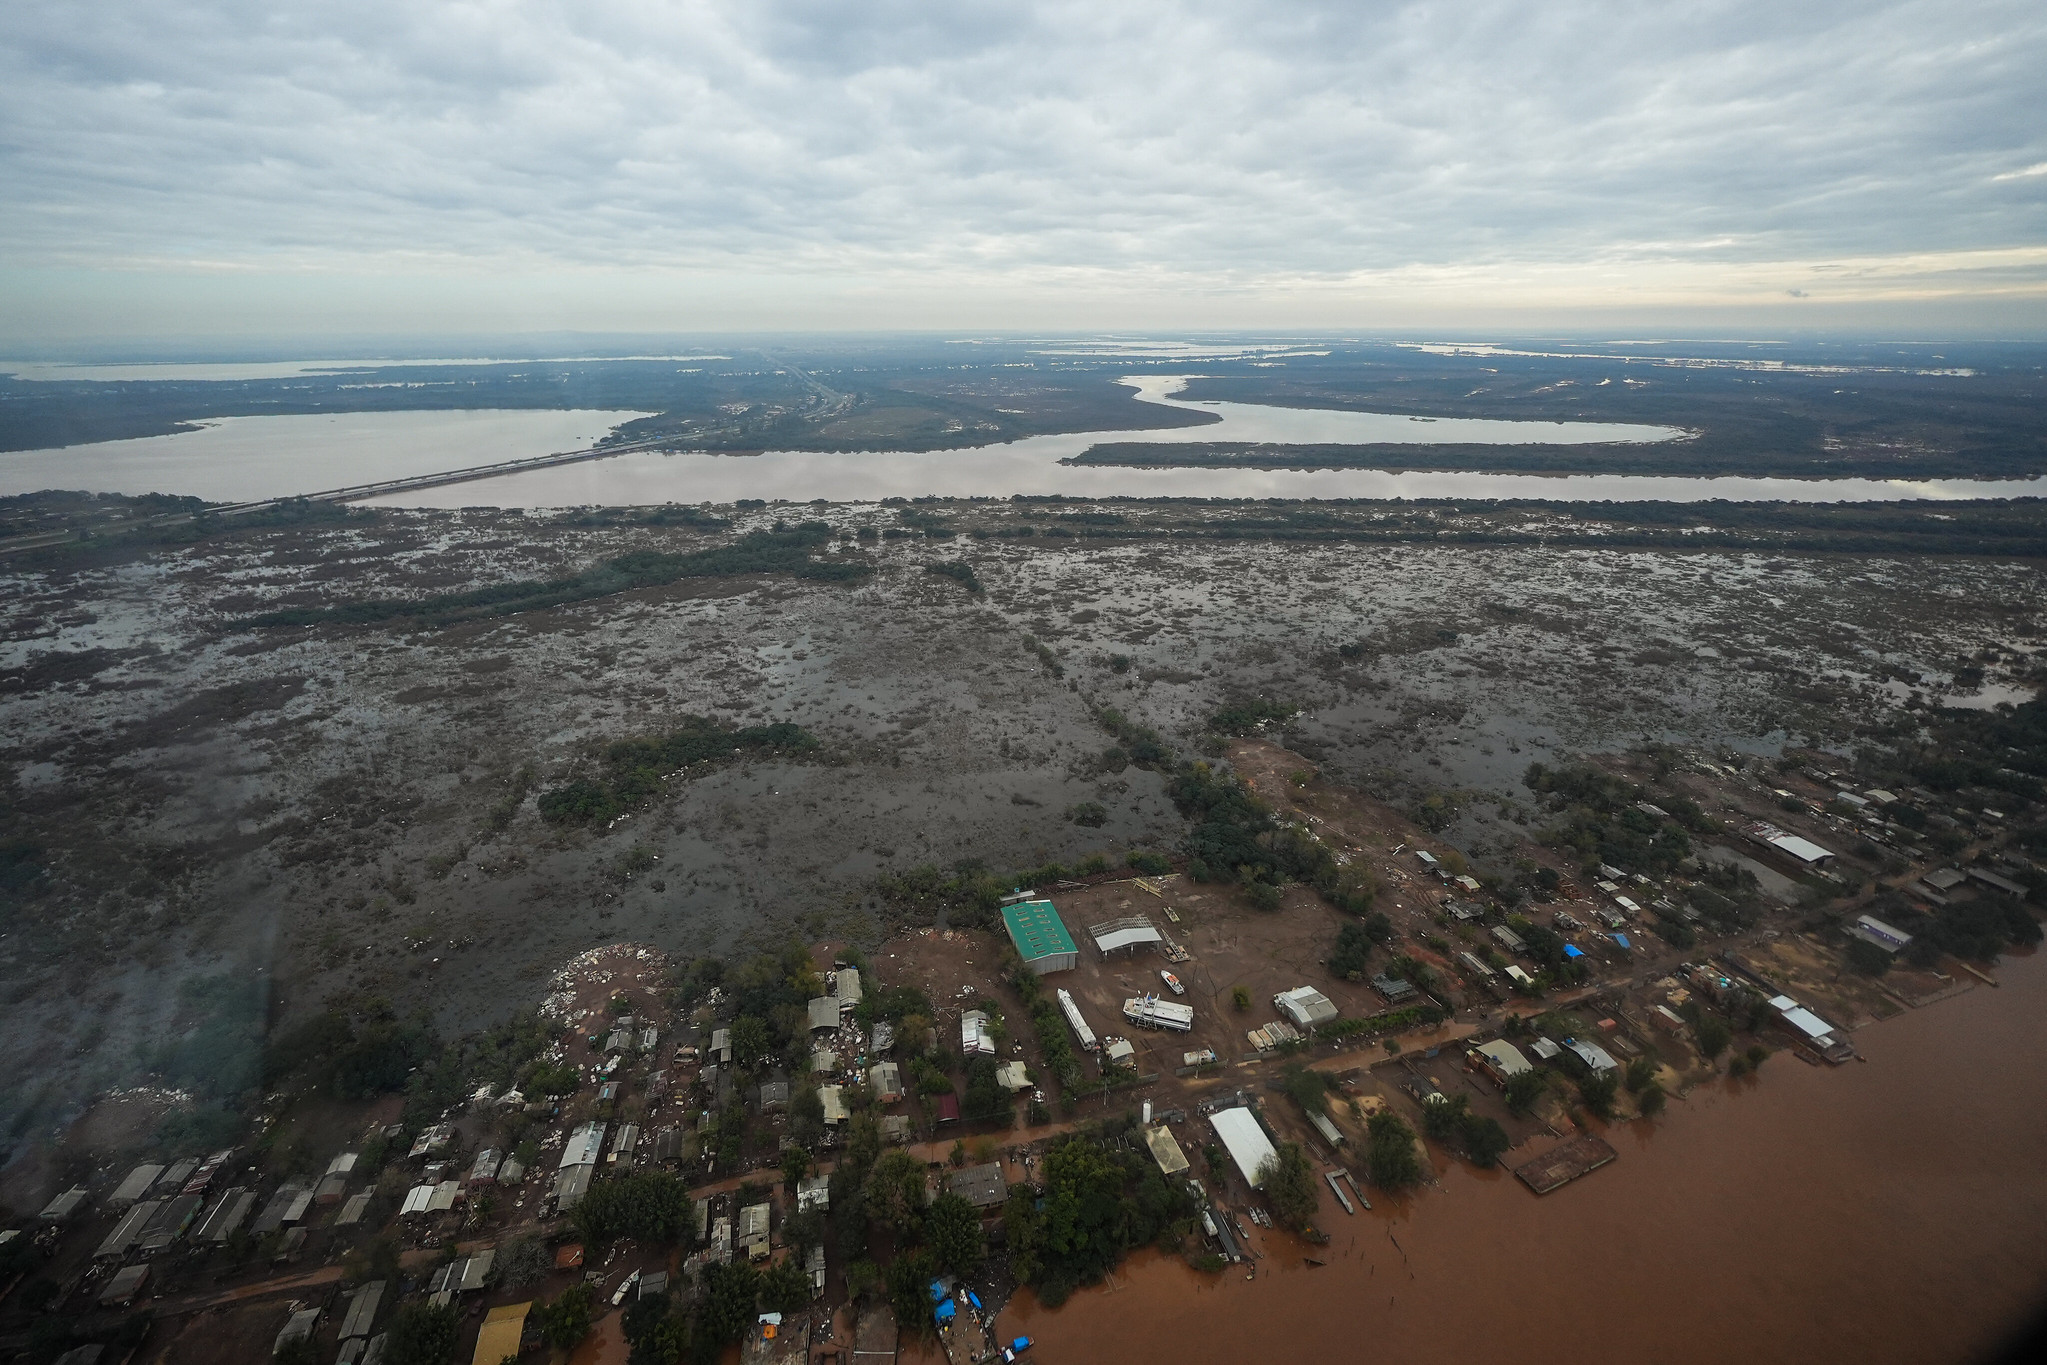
xmin=2 ymin=1 xmax=2044 ymax=342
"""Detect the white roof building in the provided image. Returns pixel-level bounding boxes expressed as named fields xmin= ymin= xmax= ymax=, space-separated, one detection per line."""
xmin=1087 ymin=916 xmax=1164 ymax=956
xmin=1472 ymin=1040 xmax=1532 ymax=1077
xmin=1209 ymin=1107 xmax=1279 ymax=1189
xmin=1769 ymin=833 xmax=1835 ymax=864
xmin=1273 ymin=986 xmax=1338 ymax=1029
xmin=1769 ymin=995 xmax=1841 ymax=1046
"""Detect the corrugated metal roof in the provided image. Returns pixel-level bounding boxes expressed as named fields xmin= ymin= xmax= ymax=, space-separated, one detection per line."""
xmin=1144 ymin=1126 xmax=1190 ymax=1175
xmin=1474 ymin=1040 xmax=1532 ymax=1076
xmin=340 ymin=1280 xmax=386 ymax=1339
xmin=1209 ymin=1107 xmax=1278 ymax=1188
xmin=1002 ymin=900 xmax=1078 ymax=961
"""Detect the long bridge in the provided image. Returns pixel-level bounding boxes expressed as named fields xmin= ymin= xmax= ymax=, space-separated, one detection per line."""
xmin=0 ymin=435 xmax=689 ymax=555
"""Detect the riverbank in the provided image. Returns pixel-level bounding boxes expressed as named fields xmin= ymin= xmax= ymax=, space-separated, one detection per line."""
xmin=987 ymin=946 xmax=2047 ymax=1365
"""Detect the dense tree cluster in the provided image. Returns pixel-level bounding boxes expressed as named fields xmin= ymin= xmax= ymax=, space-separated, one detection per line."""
xmin=244 ymin=522 xmax=867 ymax=628
xmin=1329 ymin=921 xmax=1375 ymax=980
xmin=1256 ymin=1141 xmax=1321 ymax=1232
xmin=1364 ymin=1110 xmax=1424 ymax=1188
xmin=540 ymin=716 xmax=820 ymax=824
xmin=571 ymin=1171 xmax=698 ymax=1246
xmin=1417 ymin=1094 xmax=1511 ymax=1167
xmin=1523 ymin=762 xmax=1694 ymax=875
xmin=1004 ymin=1119 xmax=1197 ymax=1305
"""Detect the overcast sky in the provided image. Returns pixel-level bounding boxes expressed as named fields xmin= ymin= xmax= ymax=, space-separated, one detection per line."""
xmin=3 ymin=0 xmax=2044 ymax=342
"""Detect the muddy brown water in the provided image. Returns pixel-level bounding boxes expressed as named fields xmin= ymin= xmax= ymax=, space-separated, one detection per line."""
xmin=987 ymin=950 xmax=2047 ymax=1365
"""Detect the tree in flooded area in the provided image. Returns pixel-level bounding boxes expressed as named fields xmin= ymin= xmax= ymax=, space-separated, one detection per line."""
xmin=926 ymin=1191 xmax=986 ymax=1277
xmin=1504 ymin=1068 xmax=1548 ymax=1116
xmin=886 ymin=1249 xmax=940 ymax=1340
xmin=693 ymin=1261 xmax=762 ymax=1364
xmin=1365 ymin=1110 xmax=1423 ymax=1189
xmin=1577 ymin=1069 xmax=1620 ymax=1119
xmin=384 ymin=1301 xmax=459 ymax=1365
xmin=864 ymin=1148 xmax=930 ymax=1239
xmin=532 ymin=1283 xmax=594 ymax=1352
xmin=1256 ymin=1140 xmax=1321 ymax=1233
xmin=1417 ymin=1093 xmax=1510 ymax=1167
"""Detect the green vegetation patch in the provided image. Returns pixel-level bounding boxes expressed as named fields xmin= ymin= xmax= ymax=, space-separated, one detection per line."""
xmin=925 ymin=559 xmax=983 ymax=592
xmin=238 ymin=521 xmax=867 ymax=629
xmin=1005 ymin=1116 xmax=1198 ymax=1305
xmin=1207 ymin=697 xmax=1297 ymax=736
xmin=539 ymin=716 xmax=821 ymax=825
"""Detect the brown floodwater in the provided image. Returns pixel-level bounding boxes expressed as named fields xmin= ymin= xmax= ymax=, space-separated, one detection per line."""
xmin=992 ymin=950 xmax=2047 ymax=1365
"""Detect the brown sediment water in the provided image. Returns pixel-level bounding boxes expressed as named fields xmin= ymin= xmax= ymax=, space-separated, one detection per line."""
xmin=567 ymin=1308 xmax=628 ymax=1365
xmin=996 ymin=950 xmax=2047 ymax=1365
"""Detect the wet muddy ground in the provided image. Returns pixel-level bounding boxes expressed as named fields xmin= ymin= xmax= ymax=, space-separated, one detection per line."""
xmin=1 ymin=503 xmax=2040 ymax=1148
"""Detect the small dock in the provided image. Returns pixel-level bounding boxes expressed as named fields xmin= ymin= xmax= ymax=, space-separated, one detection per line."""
xmin=1514 ymin=1135 xmax=1618 ymax=1195
xmin=1323 ymin=1170 xmax=1354 ymax=1215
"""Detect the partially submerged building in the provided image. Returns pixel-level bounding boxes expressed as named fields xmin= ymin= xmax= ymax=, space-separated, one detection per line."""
xmin=1769 ymin=995 xmax=1855 ymax=1062
xmin=1848 ymin=914 xmax=1913 ymax=955
xmin=1560 ymin=1039 xmax=1618 ymax=1075
xmin=1468 ymin=1040 xmax=1532 ymax=1083
xmin=1209 ymin=1107 xmax=1279 ymax=1189
xmin=948 ymin=1163 xmax=1008 ymax=1211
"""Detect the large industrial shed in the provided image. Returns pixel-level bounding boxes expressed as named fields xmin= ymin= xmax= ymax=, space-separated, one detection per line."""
xmin=1209 ymin=1107 xmax=1279 ymax=1188
xmin=1003 ymin=900 xmax=1078 ymax=974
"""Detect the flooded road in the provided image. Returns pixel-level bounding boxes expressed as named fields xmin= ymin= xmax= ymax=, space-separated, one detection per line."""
xmin=997 ymin=951 xmax=2047 ymax=1365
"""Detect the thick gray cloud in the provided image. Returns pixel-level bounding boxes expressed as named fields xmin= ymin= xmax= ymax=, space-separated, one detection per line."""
xmin=1 ymin=0 xmax=2043 ymax=335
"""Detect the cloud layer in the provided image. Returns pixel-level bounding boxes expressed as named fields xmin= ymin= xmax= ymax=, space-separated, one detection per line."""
xmin=2 ymin=1 xmax=2044 ymax=334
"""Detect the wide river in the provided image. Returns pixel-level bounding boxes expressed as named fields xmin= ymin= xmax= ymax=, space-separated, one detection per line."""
xmin=7 ymin=378 xmax=2037 ymax=505
xmin=960 ymin=948 xmax=2047 ymax=1365
xmin=0 ymin=408 xmax=651 ymax=503
xmin=355 ymin=377 xmax=2045 ymax=505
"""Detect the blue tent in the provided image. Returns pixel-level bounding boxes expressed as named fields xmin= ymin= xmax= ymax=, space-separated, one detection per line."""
xmin=1563 ymin=944 xmax=1584 ymax=959
xmin=935 ymin=1300 xmax=957 ymax=1324
xmin=1613 ymin=933 xmax=1631 ymax=949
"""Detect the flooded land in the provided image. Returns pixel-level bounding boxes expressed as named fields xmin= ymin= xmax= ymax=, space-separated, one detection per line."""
xmin=1 ymin=352 xmax=2044 ymax=1365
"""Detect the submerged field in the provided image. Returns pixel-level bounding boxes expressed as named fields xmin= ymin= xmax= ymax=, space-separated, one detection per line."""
xmin=0 ymin=496 xmax=2042 ymax=1148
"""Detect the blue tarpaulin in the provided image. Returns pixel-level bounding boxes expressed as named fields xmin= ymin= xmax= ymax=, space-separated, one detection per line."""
xmin=1563 ymin=944 xmax=1584 ymax=958
xmin=1613 ymin=934 xmax=1631 ymax=949
xmin=935 ymin=1301 xmax=956 ymax=1323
